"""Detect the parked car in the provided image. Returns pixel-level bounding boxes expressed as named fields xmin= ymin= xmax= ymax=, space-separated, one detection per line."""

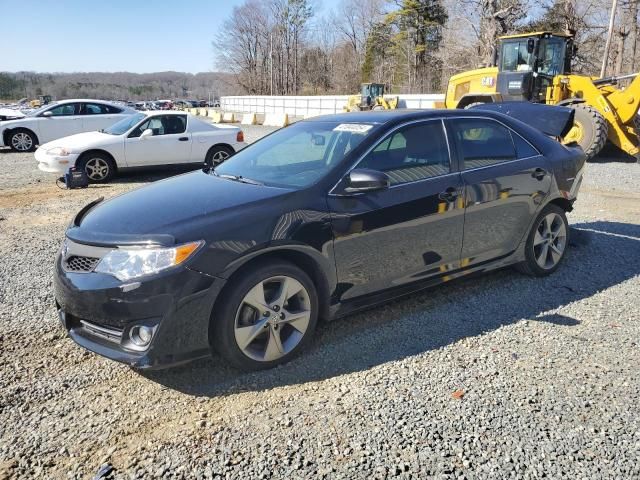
xmin=36 ymin=111 xmax=245 ymax=182
xmin=156 ymin=100 xmax=173 ymax=110
xmin=0 ymin=99 xmax=136 ymax=152
xmin=54 ymin=108 xmax=585 ymax=371
xmin=0 ymin=107 xmax=26 ymax=122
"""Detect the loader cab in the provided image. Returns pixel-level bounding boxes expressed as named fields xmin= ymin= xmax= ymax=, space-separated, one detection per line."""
xmin=497 ymin=32 xmax=573 ymax=103
xmin=360 ymin=83 xmax=385 ymax=109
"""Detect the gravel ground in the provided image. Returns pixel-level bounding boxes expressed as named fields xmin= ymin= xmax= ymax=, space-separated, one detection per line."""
xmin=0 ymin=128 xmax=639 ymax=479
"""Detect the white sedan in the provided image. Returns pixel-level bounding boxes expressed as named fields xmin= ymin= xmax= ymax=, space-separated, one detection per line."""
xmin=1 ymin=99 xmax=136 ymax=152
xmin=35 ymin=111 xmax=246 ymax=183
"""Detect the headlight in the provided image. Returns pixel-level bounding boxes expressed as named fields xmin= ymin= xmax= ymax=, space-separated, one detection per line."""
xmin=94 ymin=241 xmax=203 ymax=281
xmin=47 ymin=146 xmax=70 ymax=156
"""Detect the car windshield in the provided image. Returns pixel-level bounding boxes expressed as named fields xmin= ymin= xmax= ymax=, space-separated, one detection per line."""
xmin=103 ymin=113 xmax=146 ymax=135
xmin=214 ymin=121 xmax=376 ymax=188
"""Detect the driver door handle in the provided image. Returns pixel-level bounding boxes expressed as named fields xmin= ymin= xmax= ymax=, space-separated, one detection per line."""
xmin=178 ymin=137 xmax=189 ymax=141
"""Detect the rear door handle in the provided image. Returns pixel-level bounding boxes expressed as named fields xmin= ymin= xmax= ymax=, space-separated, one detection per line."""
xmin=532 ymin=168 xmax=548 ymax=180
xmin=438 ymin=187 xmax=459 ymax=202
xmin=178 ymin=137 xmax=189 ymax=141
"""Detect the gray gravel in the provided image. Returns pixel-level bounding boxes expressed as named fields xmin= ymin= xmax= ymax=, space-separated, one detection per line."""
xmin=0 ymin=131 xmax=639 ymax=479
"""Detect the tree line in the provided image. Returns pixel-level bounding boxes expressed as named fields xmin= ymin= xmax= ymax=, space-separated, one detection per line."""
xmin=214 ymin=0 xmax=640 ymax=95
xmin=0 ymin=71 xmax=235 ymax=103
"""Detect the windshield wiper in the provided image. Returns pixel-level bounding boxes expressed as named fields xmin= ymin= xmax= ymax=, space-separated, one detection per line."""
xmin=213 ymin=171 xmax=263 ymax=186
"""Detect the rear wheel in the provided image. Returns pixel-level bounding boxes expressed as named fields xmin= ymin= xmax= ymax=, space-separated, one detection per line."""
xmin=211 ymin=260 xmax=318 ymax=371
xmin=77 ymin=152 xmax=116 ymax=183
xmin=205 ymin=145 xmax=234 ymax=168
xmin=516 ymin=204 xmax=569 ymax=277
xmin=9 ymin=129 xmax=37 ymax=152
xmin=563 ymin=103 xmax=608 ymax=161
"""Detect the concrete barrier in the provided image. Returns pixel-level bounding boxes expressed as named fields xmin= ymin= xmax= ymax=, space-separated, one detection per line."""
xmin=263 ymin=112 xmax=289 ymax=127
xmin=241 ymin=113 xmax=257 ymax=125
xmin=222 ymin=112 xmax=236 ymax=123
xmin=210 ymin=111 xmax=222 ymax=123
xmin=199 ymin=108 xmax=208 ymax=116
xmin=207 ymin=109 xmax=217 ymax=118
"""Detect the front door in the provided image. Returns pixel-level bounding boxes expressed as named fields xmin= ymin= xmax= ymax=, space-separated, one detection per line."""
xmin=446 ymin=117 xmax=552 ymax=267
xmin=80 ymin=102 xmax=126 ymax=133
xmin=328 ymin=119 xmax=465 ymax=302
xmin=37 ymin=102 xmax=83 ymax=143
xmin=124 ymin=115 xmax=192 ymax=166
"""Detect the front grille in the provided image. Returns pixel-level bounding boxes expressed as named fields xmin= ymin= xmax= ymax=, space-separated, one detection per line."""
xmin=65 ymin=255 xmax=100 ymax=272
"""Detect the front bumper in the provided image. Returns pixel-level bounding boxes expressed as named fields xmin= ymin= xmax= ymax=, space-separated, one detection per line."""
xmin=35 ymin=149 xmax=80 ymax=174
xmin=54 ymin=252 xmax=226 ymax=369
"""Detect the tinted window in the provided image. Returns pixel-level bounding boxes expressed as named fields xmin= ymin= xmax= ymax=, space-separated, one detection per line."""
xmin=104 ymin=105 xmax=122 ymax=114
xmin=511 ymin=132 xmax=539 ymax=158
xmin=47 ymin=104 xmax=78 ymax=116
xmin=84 ymin=103 xmax=108 ymax=115
xmin=450 ymin=118 xmax=517 ymax=170
xmin=358 ymin=121 xmax=450 ymax=185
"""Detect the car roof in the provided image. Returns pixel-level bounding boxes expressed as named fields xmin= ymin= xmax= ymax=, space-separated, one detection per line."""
xmin=141 ymin=110 xmax=188 ymax=117
xmin=304 ymin=109 xmax=509 ymax=124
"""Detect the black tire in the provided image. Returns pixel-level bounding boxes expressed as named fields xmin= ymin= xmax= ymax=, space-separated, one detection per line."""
xmin=211 ymin=260 xmax=319 ymax=371
xmin=76 ymin=152 xmax=116 ymax=183
xmin=205 ymin=145 xmax=234 ymax=167
xmin=565 ymin=103 xmax=608 ymax=161
xmin=9 ymin=128 xmax=38 ymax=152
xmin=516 ymin=204 xmax=570 ymax=277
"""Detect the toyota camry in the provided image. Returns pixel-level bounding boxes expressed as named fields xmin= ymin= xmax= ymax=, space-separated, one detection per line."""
xmin=54 ymin=107 xmax=585 ymax=371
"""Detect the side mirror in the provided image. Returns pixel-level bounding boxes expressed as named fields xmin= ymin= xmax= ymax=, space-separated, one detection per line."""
xmin=140 ymin=128 xmax=153 ymax=139
xmin=344 ymin=169 xmax=390 ymax=194
xmin=41 ymin=111 xmax=53 ymax=117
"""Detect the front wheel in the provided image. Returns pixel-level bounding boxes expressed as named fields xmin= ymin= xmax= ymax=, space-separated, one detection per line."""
xmin=77 ymin=152 xmax=116 ymax=183
xmin=517 ymin=204 xmax=569 ymax=276
xmin=563 ymin=103 xmax=608 ymax=161
xmin=211 ymin=260 xmax=319 ymax=371
xmin=9 ymin=129 xmax=37 ymax=152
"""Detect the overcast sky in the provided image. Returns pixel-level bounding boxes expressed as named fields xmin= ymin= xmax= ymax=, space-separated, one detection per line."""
xmin=0 ymin=0 xmax=340 ymax=73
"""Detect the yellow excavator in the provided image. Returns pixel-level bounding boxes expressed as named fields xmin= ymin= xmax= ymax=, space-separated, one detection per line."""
xmin=344 ymin=83 xmax=399 ymax=112
xmin=29 ymin=95 xmax=52 ymax=108
xmin=445 ymin=32 xmax=640 ymax=160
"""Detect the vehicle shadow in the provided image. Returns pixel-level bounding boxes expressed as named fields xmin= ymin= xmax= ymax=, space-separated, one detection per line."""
xmin=590 ymin=144 xmax=639 ymax=164
xmin=142 ymin=220 xmax=640 ymax=397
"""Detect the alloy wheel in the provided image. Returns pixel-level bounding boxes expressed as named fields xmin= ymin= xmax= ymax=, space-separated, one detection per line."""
xmin=11 ymin=132 xmax=33 ymax=151
xmin=211 ymin=150 xmax=230 ymax=165
xmin=84 ymin=158 xmax=110 ymax=181
xmin=533 ymin=212 xmax=567 ymax=269
xmin=234 ymin=276 xmax=311 ymax=362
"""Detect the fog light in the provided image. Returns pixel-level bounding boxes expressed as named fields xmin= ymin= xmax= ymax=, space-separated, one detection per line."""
xmin=129 ymin=325 xmax=154 ymax=347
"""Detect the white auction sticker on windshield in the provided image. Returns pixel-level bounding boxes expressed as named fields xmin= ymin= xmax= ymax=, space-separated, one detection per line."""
xmin=333 ymin=123 xmax=373 ymax=133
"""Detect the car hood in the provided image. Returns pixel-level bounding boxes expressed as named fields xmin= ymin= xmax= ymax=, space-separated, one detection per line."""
xmin=66 ymin=171 xmax=295 ymax=246
xmin=41 ymin=131 xmax=117 ymax=152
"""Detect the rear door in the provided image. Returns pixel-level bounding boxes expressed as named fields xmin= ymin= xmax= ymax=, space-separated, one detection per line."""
xmin=37 ymin=102 xmax=83 ymax=142
xmin=124 ymin=114 xmax=191 ymax=166
xmin=447 ymin=117 xmax=551 ymax=266
xmin=328 ymin=119 xmax=465 ymax=301
xmin=81 ymin=103 xmax=125 ymax=132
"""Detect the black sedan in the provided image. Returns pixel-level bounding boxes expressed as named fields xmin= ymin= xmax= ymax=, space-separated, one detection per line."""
xmin=54 ymin=108 xmax=585 ymax=371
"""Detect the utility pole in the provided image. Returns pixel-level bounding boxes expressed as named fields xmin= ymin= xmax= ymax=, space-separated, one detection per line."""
xmin=601 ymin=0 xmax=619 ymax=77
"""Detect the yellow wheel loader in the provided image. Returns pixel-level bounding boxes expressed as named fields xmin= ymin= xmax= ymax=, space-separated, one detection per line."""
xmin=344 ymin=83 xmax=399 ymax=112
xmin=29 ymin=95 xmax=52 ymax=108
xmin=445 ymin=32 xmax=640 ymax=160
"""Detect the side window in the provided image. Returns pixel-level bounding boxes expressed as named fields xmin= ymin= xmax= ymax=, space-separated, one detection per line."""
xmin=450 ymin=118 xmax=517 ymax=170
xmin=163 ymin=115 xmax=186 ymax=134
xmin=104 ymin=105 xmax=122 ymax=114
xmin=47 ymin=104 xmax=78 ymax=116
xmin=357 ymin=121 xmax=450 ymax=185
xmin=511 ymin=132 xmax=539 ymax=158
xmin=83 ymin=103 xmax=107 ymax=115
xmin=129 ymin=117 xmax=165 ymax=137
